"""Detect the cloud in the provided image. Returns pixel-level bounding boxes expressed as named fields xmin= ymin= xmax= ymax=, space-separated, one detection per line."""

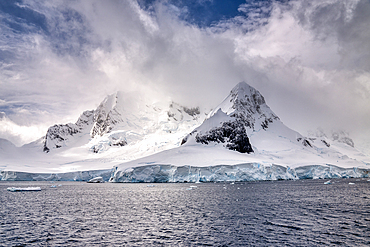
xmin=0 ymin=0 xmax=369 ymax=148
xmin=224 ymin=0 xmax=370 ymax=136
xmin=0 ymin=113 xmax=46 ymax=146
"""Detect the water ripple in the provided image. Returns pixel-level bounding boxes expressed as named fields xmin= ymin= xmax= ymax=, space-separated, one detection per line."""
xmin=1 ymin=179 xmax=370 ymax=246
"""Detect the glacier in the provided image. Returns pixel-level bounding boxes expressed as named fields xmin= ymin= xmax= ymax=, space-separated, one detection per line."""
xmin=110 ymin=163 xmax=369 ymax=183
xmin=0 ymin=169 xmax=113 ymax=181
xmin=1 ymin=163 xmax=368 ymax=182
xmin=7 ymin=187 xmax=42 ymax=192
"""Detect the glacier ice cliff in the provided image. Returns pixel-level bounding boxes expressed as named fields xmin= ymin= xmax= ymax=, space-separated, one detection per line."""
xmin=1 ymin=164 xmax=368 ymax=182
xmin=0 ymin=169 xmax=113 ymax=181
xmin=110 ymin=164 xmax=369 ymax=183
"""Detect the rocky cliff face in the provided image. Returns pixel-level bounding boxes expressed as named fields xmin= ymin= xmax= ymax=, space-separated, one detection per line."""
xmin=90 ymin=92 xmax=124 ymax=138
xmin=194 ymin=118 xmax=254 ymax=153
xmin=43 ymin=110 xmax=94 ymax=152
xmin=208 ymin=81 xmax=280 ymax=130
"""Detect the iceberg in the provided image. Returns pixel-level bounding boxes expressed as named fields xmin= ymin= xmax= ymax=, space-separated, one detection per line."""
xmin=87 ymin=176 xmax=104 ymax=183
xmin=7 ymin=187 xmax=41 ymax=192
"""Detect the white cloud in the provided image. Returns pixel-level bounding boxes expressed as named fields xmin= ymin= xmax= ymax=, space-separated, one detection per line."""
xmin=0 ymin=115 xmax=46 ymax=146
xmin=0 ymin=0 xmax=370 ymax=149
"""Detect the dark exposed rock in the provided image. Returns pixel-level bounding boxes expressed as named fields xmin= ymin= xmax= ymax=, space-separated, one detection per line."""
xmin=321 ymin=140 xmax=330 ymax=147
xmin=180 ymin=136 xmax=188 ymax=145
xmin=195 ymin=119 xmax=253 ymax=153
xmin=111 ymin=138 xmax=127 ymax=147
xmin=168 ymin=102 xmax=201 ymax=121
xmin=43 ymin=145 xmax=50 ymax=153
xmin=332 ymin=132 xmax=354 ymax=147
xmin=297 ymin=137 xmax=312 ymax=147
xmin=43 ymin=124 xmax=79 ymax=152
xmin=183 ymin=106 xmax=200 ymax=117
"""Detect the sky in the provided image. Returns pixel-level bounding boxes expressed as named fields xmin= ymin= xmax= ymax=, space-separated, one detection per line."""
xmin=0 ymin=0 xmax=369 ymax=150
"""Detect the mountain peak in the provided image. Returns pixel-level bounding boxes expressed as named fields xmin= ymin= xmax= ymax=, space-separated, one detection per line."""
xmin=208 ymin=82 xmax=279 ymax=130
xmin=229 ymin=81 xmax=267 ymax=113
xmin=181 ymin=82 xmax=284 ymax=152
xmin=231 ymin=81 xmax=260 ymax=96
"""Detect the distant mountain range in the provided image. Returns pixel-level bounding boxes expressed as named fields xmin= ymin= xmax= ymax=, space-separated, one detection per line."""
xmin=1 ymin=82 xmax=369 ymax=181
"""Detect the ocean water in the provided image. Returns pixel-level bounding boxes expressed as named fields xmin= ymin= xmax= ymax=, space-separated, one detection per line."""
xmin=1 ymin=179 xmax=369 ymax=246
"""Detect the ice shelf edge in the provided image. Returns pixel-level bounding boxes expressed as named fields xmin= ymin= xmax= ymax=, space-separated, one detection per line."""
xmin=1 ymin=164 xmax=369 ymax=182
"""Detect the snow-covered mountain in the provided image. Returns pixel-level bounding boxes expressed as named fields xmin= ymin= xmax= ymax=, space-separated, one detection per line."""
xmin=0 ymin=138 xmax=19 ymax=158
xmin=179 ymin=81 xmax=322 ymax=155
xmin=0 ymin=91 xmax=207 ymax=174
xmin=181 ymin=82 xmax=302 ymax=152
xmin=43 ymin=110 xmax=95 ymax=153
xmin=41 ymin=91 xmax=207 ymax=155
xmin=1 ymin=82 xmax=369 ymax=181
xmin=110 ymin=82 xmax=370 ymax=182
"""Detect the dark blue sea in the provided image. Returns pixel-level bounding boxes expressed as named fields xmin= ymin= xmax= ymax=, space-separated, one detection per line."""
xmin=1 ymin=178 xmax=370 ymax=246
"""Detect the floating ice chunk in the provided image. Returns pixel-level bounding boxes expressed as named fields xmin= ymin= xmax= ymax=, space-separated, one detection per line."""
xmin=348 ymin=182 xmax=355 ymax=185
xmin=7 ymin=187 xmax=41 ymax=192
xmin=146 ymin=184 xmax=155 ymax=187
xmin=50 ymin=185 xmax=57 ymax=188
xmin=186 ymin=188 xmax=192 ymax=190
xmin=324 ymin=180 xmax=331 ymax=185
xmin=190 ymin=185 xmax=197 ymax=188
xmin=87 ymin=176 xmax=104 ymax=183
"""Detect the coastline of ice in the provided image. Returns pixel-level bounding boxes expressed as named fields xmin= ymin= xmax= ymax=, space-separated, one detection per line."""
xmin=109 ymin=163 xmax=369 ymax=183
xmin=1 ymin=83 xmax=369 ymax=183
xmin=0 ymin=164 xmax=368 ymax=182
xmin=0 ymin=169 xmax=113 ymax=181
